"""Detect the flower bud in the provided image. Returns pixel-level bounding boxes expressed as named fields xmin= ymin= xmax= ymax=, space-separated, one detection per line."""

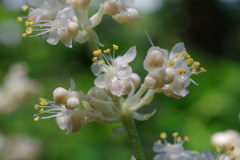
xmin=88 ymin=87 xmax=108 ymax=100
xmin=164 ymin=68 xmax=175 ymax=84
xmin=67 ymin=21 xmax=79 ymax=37
xmin=65 ymin=96 xmax=80 ymax=109
xmin=69 ymin=110 xmax=86 ymax=132
xmin=112 ymin=8 xmax=139 ymax=24
xmin=144 ymin=74 xmax=164 ymax=89
xmin=70 ymin=0 xmax=91 ymax=10
xmin=53 ymin=87 xmax=69 ymax=104
xmin=130 ymin=73 xmax=141 ymax=89
xmin=103 ymin=1 xmax=119 ymax=16
xmin=123 ymin=80 xmax=132 ymax=95
xmin=145 ymin=49 xmax=165 ymax=69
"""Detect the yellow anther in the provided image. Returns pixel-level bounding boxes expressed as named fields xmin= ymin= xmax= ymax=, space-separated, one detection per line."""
xmin=93 ymin=49 xmax=102 ymax=56
xmin=172 ymin=132 xmax=179 ymax=137
xmin=177 ymin=136 xmax=182 ymax=143
xmin=175 ymin=68 xmax=186 ymax=74
xmin=168 ymin=60 xmax=175 ymax=67
xmin=34 ymin=116 xmax=40 ymax=121
xmin=39 ymin=98 xmax=48 ymax=106
xmin=26 ymin=27 xmax=33 ymax=34
xmin=92 ymin=57 xmax=98 ymax=62
xmin=104 ymin=48 xmax=111 ymax=54
xmin=160 ymin=132 xmax=167 ymax=139
xmin=28 ymin=16 xmax=35 ymax=22
xmin=22 ymin=33 xmax=27 ymax=38
xmin=38 ymin=108 xmax=44 ymax=114
xmin=200 ymin=67 xmax=207 ymax=72
xmin=192 ymin=61 xmax=200 ymax=69
xmin=98 ymin=61 xmax=105 ymax=65
xmin=156 ymin=140 xmax=162 ymax=144
xmin=21 ymin=5 xmax=28 ymax=11
xmin=34 ymin=104 xmax=39 ymax=110
xmin=186 ymin=58 xmax=194 ymax=65
xmin=223 ymin=144 xmax=235 ymax=151
xmin=113 ymin=44 xmax=119 ymax=50
xmin=182 ymin=51 xmax=190 ymax=58
xmin=25 ymin=21 xmax=34 ymax=27
xmin=16 ymin=17 xmax=23 ymax=22
xmin=175 ymin=53 xmax=180 ymax=58
xmin=184 ymin=136 xmax=190 ymax=142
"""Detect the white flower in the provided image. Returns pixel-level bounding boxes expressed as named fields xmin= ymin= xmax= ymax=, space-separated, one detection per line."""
xmin=143 ymin=42 xmax=206 ymax=98
xmin=91 ymin=45 xmax=137 ymax=96
xmin=153 ymin=132 xmax=208 ymax=160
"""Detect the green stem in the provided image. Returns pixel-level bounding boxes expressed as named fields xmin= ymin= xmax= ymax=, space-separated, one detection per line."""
xmin=121 ymin=112 xmax=146 ymax=160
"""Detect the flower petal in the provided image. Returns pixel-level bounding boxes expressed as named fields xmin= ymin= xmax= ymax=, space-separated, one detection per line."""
xmin=133 ymin=109 xmax=156 ymax=121
xmin=94 ymin=74 xmax=107 ymax=88
xmin=110 ymin=77 xmax=125 ymax=96
xmin=118 ymin=46 xmax=137 ymax=65
xmin=91 ymin=63 xmax=103 ymax=76
xmin=117 ymin=66 xmax=132 ymax=79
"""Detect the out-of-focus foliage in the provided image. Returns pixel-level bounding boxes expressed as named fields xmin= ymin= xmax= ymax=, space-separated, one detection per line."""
xmin=0 ymin=0 xmax=240 ymax=159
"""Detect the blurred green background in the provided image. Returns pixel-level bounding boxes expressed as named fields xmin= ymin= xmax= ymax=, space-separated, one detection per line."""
xmin=0 ymin=0 xmax=240 ymax=159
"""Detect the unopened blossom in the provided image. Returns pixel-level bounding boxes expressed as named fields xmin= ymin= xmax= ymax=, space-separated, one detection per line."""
xmin=91 ymin=45 xmax=137 ymax=96
xmin=144 ymin=42 xmax=206 ymax=98
xmin=211 ymin=130 xmax=240 ymax=159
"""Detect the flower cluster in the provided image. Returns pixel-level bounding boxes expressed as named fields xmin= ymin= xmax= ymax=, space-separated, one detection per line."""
xmin=144 ymin=42 xmax=206 ymax=99
xmin=153 ymin=132 xmax=235 ymax=160
xmin=33 ymin=43 xmax=205 ymax=134
xmin=17 ymin=0 xmax=139 ymax=48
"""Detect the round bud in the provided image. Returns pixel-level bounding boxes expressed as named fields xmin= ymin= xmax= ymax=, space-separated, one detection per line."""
xmin=69 ymin=110 xmax=85 ymax=132
xmin=123 ymin=80 xmax=133 ymax=95
xmin=68 ymin=21 xmax=79 ymax=37
xmin=71 ymin=0 xmax=91 ymax=9
xmin=88 ymin=87 xmax=108 ymax=100
xmin=65 ymin=97 xmax=80 ymax=109
xmin=164 ymin=68 xmax=175 ymax=84
xmin=144 ymin=74 xmax=164 ymax=89
xmin=146 ymin=49 xmax=165 ymax=69
xmin=130 ymin=73 xmax=141 ymax=88
xmin=112 ymin=8 xmax=139 ymax=24
xmin=103 ymin=1 xmax=119 ymax=16
xmin=53 ymin=87 xmax=69 ymax=104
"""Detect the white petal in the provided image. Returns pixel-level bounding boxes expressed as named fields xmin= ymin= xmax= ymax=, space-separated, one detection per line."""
xmin=170 ymin=42 xmax=186 ymax=58
xmin=69 ymin=79 xmax=76 ymax=91
xmin=133 ymin=109 xmax=156 ymax=121
xmin=117 ymin=66 xmax=132 ymax=79
xmin=47 ymin=31 xmax=59 ymax=45
xmin=91 ymin=63 xmax=103 ymax=76
xmin=94 ymin=74 xmax=107 ymax=89
xmin=110 ymin=77 xmax=124 ymax=96
xmin=118 ymin=46 xmax=136 ymax=65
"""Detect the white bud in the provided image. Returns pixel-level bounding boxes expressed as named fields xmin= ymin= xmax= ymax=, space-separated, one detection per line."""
xmin=53 ymin=87 xmax=69 ymax=104
xmin=164 ymin=68 xmax=175 ymax=84
xmin=112 ymin=8 xmax=139 ymax=24
xmin=69 ymin=110 xmax=86 ymax=132
xmin=65 ymin=97 xmax=80 ymax=109
xmin=68 ymin=21 xmax=79 ymax=37
xmin=70 ymin=0 xmax=91 ymax=9
xmin=144 ymin=74 xmax=164 ymax=89
xmin=145 ymin=49 xmax=165 ymax=69
xmin=130 ymin=73 xmax=141 ymax=88
xmin=103 ymin=1 xmax=119 ymax=16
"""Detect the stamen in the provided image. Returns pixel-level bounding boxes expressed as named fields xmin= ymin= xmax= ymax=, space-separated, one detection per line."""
xmin=175 ymin=68 xmax=186 ymax=74
xmin=113 ymin=44 xmax=119 ymax=50
xmin=26 ymin=27 xmax=33 ymax=34
xmin=34 ymin=104 xmax=39 ymax=110
xmin=168 ymin=60 xmax=175 ymax=67
xmin=160 ymin=132 xmax=167 ymax=139
xmin=172 ymin=132 xmax=179 ymax=137
xmin=182 ymin=51 xmax=190 ymax=58
xmin=192 ymin=61 xmax=200 ymax=69
xmin=156 ymin=140 xmax=162 ymax=144
xmin=34 ymin=116 xmax=40 ymax=121
xmin=21 ymin=5 xmax=28 ymax=11
xmin=38 ymin=108 xmax=44 ymax=114
xmin=177 ymin=136 xmax=182 ymax=143
xmin=184 ymin=136 xmax=189 ymax=142
xmin=22 ymin=33 xmax=27 ymax=38
xmin=200 ymin=67 xmax=207 ymax=72
xmin=92 ymin=57 xmax=97 ymax=62
xmin=175 ymin=53 xmax=180 ymax=58
xmin=28 ymin=17 xmax=35 ymax=22
xmin=98 ymin=60 xmax=105 ymax=65
xmin=104 ymin=48 xmax=111 ymax=54
xmin=93 ymin=49 xmax=102 ymax=56
xmin=17 ymin=17 xmax=23 ymax=22
xmin=39 ymin=98 xmax=48 ymax=106
xmin=186 ymin=58 xmax=194 ymax=65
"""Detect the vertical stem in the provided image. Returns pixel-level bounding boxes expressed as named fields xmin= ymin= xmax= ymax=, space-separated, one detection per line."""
xmin=121 ymin=112 xmax=146 ymax=160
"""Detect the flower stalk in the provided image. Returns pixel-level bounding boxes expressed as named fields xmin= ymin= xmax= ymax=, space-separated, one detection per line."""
xmin=121 ymin=111 xmax=146 ymax=160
